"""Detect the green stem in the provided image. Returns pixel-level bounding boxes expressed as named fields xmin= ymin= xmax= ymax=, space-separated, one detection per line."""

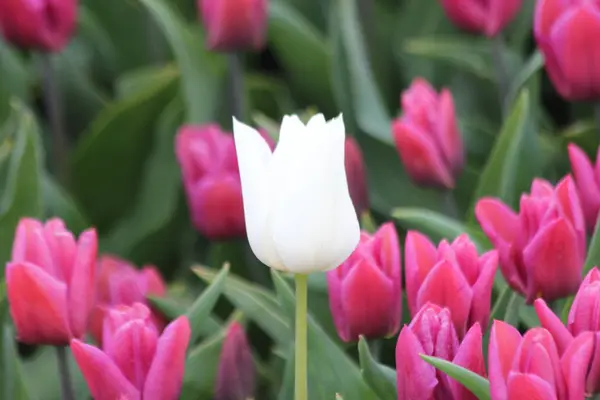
xmin=594 ymin=103 xmax=600 ymax=141
xmin=295 ymin=273 xmax=308 ymax=400
xmin=55 ymin=346 xmax=75 ymax=400
xmin=491 ymin=34 xmax=509 ymax=113
xmin=227 ymin=53 xmax=244 ymax=119
xmin=368 ymin=339 xmax=381 ymax=362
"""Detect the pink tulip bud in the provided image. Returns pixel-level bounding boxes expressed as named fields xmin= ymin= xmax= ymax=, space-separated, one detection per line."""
xmin=176 ymin=124 xmax=273 ymax=240
xmin=392 ymin=78 xmax=463 ymax=190
xmin=199 ymin=0 xmax=268 ymax=51
xmin=88 ymin=255 xmax=167 ymax=346
xmin=405 ymin=232 xmax=497 ymax=337
xmin=344 ymin=137 xmax=370 ymax=215
xmin=215 ymin=322 xmax=255 ymax=400
xmin=439 ymin=0 xmax=523 ymax=37
xmin=475 ymin=176 xmax=586 ymax=303
xmin=71 ymin=303 xmax=191 ymax=400
xmin=535 ymin=0 xmax=600 ymax=101
xmin=0 ymin=0 xmax=77 ymax=52
xmin=488 ymin=320 xmax=593 ymax=400
xmin=326 ymin=223 xmax=401 ymax=342
xmin=568 ymin=143 xmax=600 ymax=233
xmin=6 ymin=218 xmax=97 ymax=345
xmin=395 ymin=304 xmax=485 ymax=400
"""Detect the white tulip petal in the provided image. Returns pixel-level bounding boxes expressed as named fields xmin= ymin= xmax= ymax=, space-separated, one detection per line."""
xmin=306 ymin=113 xmax=327 ymax=132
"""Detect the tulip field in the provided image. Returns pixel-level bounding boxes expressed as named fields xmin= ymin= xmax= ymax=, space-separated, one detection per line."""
xmin=1 ymin=0 xmax=599 ymax=399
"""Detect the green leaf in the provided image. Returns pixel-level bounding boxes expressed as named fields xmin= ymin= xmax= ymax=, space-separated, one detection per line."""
xmin=139 ymin=0 xmax=225 ymax=124
xmin=194 ymin=266 xmax=291 ymax=345
xmin=1 ymin=326 xmax=32 ymax=400
xmin=421 ymin=355 xmax=491 ymax=400
xmin=505 ymin=51 xmax=543 ymax=110
xmin=42 ymin=175 xmax=89 ymax=234
xmin=271 ymin=271 xmax=380 ymax=400
xmin=148 ymin=295 xmax=222 ymax=337
xmin=0 ymin=102 xmax=43 ymax=273
xmin=0 ymin=39 xmax=30 ymax=122
xmin=470 ymin=89 xmax=530 ymax=211
xmin=331 ymin=0 xmax=393 ymax=145
xmin=358 ymin=337 xmax=397 ymax=400
xmin=70 ymin=68 xmax=178 ymax=231
xmin=585 ymin=219 xmax=600 ymax=274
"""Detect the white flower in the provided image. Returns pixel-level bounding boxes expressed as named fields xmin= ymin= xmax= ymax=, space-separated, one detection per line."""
xmin=233 ymin=114 xmax=360 ymax=274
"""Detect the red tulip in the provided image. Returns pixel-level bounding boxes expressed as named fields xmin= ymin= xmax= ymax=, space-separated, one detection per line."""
xmin=535 ymin=0 xmax=600 ymax=101
xmin=535 ymin=267 xmax=600 ymax=395
xmin=392 ymin=78 xmax=463 ymax=189
xmin=344 ymin=137 xmax=370 ymax=215
xmin=327 ymin=223 xmax=401 ymax=342
xmin=199 ymin=0 xmax=267 ymax=51
xmin=439 ymin=0 xmax=523 ymax=37
xmin=176 ymin=124 xmax=273 ymax=240
xmin=475 ymin=176 xmax=585 ymax=303
xmin=6 ymin=218 xmax=97 ymax=345
xmin=405 ymin=232 xmax=497 ymax=337
xmin=568 ymin=143 xmax=600 ymax=233
xmin=488 ymin=320 xmax=593 ymax=400
xmin=0 ymin=0 xmax=77 ymax=52
xmin=71 ymin=303 xmax=190 ymax=400
xmin=395 ymin=304 xmax=485 ymax=400
xmin=89 ymin=255 xmax=167 ymax=346
xmin=215 ymin=322 xmax=255 ymax=400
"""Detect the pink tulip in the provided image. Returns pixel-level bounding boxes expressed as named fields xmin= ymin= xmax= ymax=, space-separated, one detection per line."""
xmin=535 ymin=267 xmax=600 ymax=395
xmin=439 ymin=0 xmax=523 ymax=37
xmin=199 ymin=0 xmax=267 ymax=51
xmin=395 ymin=303 xmax=485 ymax=400
xmin=88 ymin=255 xmax=167 ymax=346
xmin=6 ymin=218 xmax=97 ymax=345
xmin=215 ymin=322 xmax=255 ymax=400
xmin=327 ymin=223 xmax=401 ymax=342
xmin=488 ymin=320 xmax=593 ymax=400
xmin=175 ymin=124 xmax=273 ymax=240
xmin=0 ymin=0 xmax=77 ymax=52
xmin=392 ymin=78 xmax=463 ymax=189
xmin=71 ymin=303 xmax=190 ymax=400
xmin=568 ymin=143 xmax=600 ymax=233
xmin=405 ymin=232 xmax=497 ymax=337
xmin=475 ymin=176 xmax=585 ymax=303
xmin=345 ymin=137 xmax=370 ymax=215
xmin=534 ymin=0 xmax=600 ymax=101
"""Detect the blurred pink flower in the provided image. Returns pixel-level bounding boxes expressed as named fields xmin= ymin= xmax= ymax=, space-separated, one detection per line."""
xmin=439 ymin=0 xmax=523 ymax=37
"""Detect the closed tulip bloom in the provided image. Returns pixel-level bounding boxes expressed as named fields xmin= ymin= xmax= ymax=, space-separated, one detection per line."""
xmin=396 ymin=304 xmax=485 ymax=400
xmin=476 ymin=176 xmax=585 ymax=303
xmin=405 ymin=232 xmax=497 ymax=337
xmin=6 ymin=218 xmax=97 ymax=345
xmin=568 ymin=143 xmax=600 ymax=232
xmin=344 ymin=137 xmax=370 ymax=215
xmin=392 ymin=78 xmax=463 ymax=190
xmin=535 ymin=0 xmax=600 ymax=101
xmin=326 ymin=223 xmax=401 ymax=342
xmin=199 ymin=0 xmax=267 ymax=51
xmin=215 ymin=322 xmax=255 ymax=400
xmin=0 ymin=0 xmax=77 ymax=52
xmin=71 ymin=303 xmax=190 ymax=400
xmin=488 ymin=320 xmax=593 ymax=400
xmin=89 ymin=255 xmax=167 ymax=346
xmin=439 ymin=0 xmax=523 ymax=37
xmin=233 ymin=114 xmax=360 ymax=273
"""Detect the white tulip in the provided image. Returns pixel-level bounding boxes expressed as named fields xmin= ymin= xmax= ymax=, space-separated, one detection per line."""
xmin=232 ymin=114 xmax=360 ymax=274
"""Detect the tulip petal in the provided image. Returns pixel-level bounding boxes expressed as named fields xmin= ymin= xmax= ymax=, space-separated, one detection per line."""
xmin=437 ymin=89 xmax=463 ymax=172
xmin=11 ymin=218 xmax=56 ymax=276
xmin=568 ymin=269 xmax=600 ymax=334
xmin=568 ymin=144 xmax=600 ymax=232
xmin=373 ymin=222 xmax=401 ymax=280
xmin=534 ymin=0 xmax=568 ymax=37
xmin=143 ymin=316 xmax=191 ymax=400
xmin=560 ymin=332 xmax=594 ymax=400
xmin=506 ymin=372 xmax=558 ymax=400
xmin=232 ymin=118 xmax=279 ymax=269
xmin=554 ymin=175 xmax=586 ymax=248
xmin=71 ymin=339 xmax=141 ymax=400
xmin=140 ymin=266 xmax=166 ymax=296
xmin=6 ymin=261 xmax=71 ymax=345
xmin=469 ymin=250 xmax=498 ymax=331
xmin=326 ymin=268 xmax=349 ymax=341
xmin=475 ymin=198 xmax=519 ymax=245
xmin=450 ymin=323 xmax=485 ymax=400
xmin=215 ymin=322 xmax=255 ymax=400
xmin=439 ymin=0 xmax=487 ymax=34
xmin=533 ymin=299 xmax=573 ymax=353
xmin=487 ymin=0 xmax=523 ymax=37
xmin=395 ymin=327 xmax=437 ymax=400
xmin=489 ymin=320 xmax=522 ymax=400
xmin=68 ymin=228 xmax=98 ymax=338
xmin=586 ymin=332 xmax=600 ymax=394
xmin=523 ymin=218 xmax=583 ymax=302
xmin=404 ymin=231 xmax=438 ymax=315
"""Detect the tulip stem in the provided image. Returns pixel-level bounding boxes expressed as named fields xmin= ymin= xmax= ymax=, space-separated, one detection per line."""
xmin=41 ymin=54 xmax=69 ymax=186
xmin=491 ymin=35 xmax=510 ymax=113
xmin=594 ymin=103 xmax=600 ymax=140
xmin=228 ymin=53 xmax=244 ymax=119
xmin=55 ymin=346 xmax=75 ymax=400
xmin=295 ymin=273 xmax=308 ymax=400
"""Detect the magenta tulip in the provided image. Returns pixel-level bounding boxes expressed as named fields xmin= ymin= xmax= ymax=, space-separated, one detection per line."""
xmin=344 ymin=137 xmax=370 ymax=215
xmin=568 ymin=143 xmax=600 ymax=233
xmin=215 ymin=322 xmax=255 ymax=400
xmin=439 ymin=0 xmax=523 ymax=37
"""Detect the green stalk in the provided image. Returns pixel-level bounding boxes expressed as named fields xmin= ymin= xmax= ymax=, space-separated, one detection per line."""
xmin=295 ymin=273 xmax=308 ymax=400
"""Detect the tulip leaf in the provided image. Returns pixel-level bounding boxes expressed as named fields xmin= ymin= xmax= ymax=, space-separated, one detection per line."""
xmin=505 ymin=51 xmax=544 ymax=110
xmin=420 ymin=355 xmax=491 ymax=400
xmin=0 ymin=39 xmax=30 ymax=122
xmin=138 ymin=0 xmax=225 ymax=124
xmin=42 ymin=174 xmax=89 ymax=235
xmin=1 ymin=326 xmax=32 ymax=400
xmin=270 ymin=270 xmax=380 ymax=400
xmin=148 ymin=295 xmax=222 ymax=337
xmin=194 ymin=266 xmax=291 ymax=345
xmin=470 ymin=89 xmax=530 ymax=212
xmin=357 ymin=337 xmax=398 ymax=399
xmin=71 ymin=70 xmax=178 ymax=232
xmin=186 ymin=264 xmax=230 ymax=345
xmin=584 ymin=219 xmax=600 ymax=274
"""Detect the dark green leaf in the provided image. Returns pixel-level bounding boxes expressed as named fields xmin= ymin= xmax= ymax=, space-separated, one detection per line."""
xmin=1 ymin=326 xmax=32 ymax=400
xmin=358 ymin=337 xmax=397 ymax=400
xmin=0 ymin=39 xmax=30 ymax=122
xmin=505 ymin=51 xmax=543 ymax=111
xmin=421 ymin=355 xmax=491 ymax=400
xmin=148 ymin=295 xmax=222 ymax=337
xmin=42 ymin=175 xmax=89 ymax=234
